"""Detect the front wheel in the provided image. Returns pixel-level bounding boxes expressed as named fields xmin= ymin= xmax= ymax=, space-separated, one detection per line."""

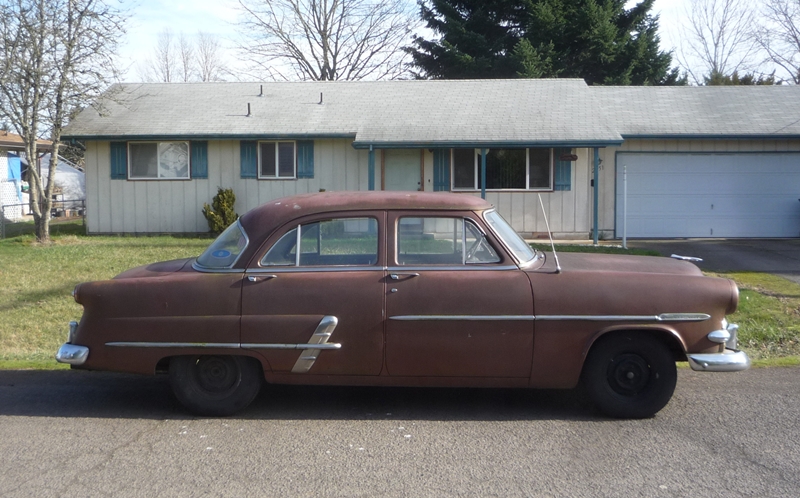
xmin=169 ymin=355 xmax=263 ymax=416
xmin=582 ymin=334 xmax=677 ymax=419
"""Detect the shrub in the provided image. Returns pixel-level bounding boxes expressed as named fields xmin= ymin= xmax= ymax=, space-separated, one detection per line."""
xmin=202 ymin=188 xmax=239 ymax=234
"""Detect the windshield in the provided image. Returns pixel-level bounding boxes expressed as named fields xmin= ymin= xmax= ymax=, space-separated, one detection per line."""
xmin=483 ymin=210 xmax=536 ymax=265
xmin=195 ymin=220 xmax=249 ymax=269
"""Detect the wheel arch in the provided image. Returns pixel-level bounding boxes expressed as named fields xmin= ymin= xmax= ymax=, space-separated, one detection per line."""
xmin=582 ymin=326 xmax=687 ymax=368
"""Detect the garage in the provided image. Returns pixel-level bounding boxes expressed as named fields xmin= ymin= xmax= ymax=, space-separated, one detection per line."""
xmin=615 ymin=152 xmax=800 ymax=238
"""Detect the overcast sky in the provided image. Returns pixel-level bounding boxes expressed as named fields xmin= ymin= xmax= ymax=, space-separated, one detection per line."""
xmin=117 ymin=0 xmax=691 ymax=82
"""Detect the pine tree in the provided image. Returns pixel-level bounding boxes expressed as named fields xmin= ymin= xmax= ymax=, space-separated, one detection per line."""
xmin=408 ymin=0 xmax=684 ymax=85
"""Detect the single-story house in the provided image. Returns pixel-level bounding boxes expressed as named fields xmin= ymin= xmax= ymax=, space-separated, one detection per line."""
xmin=62 ymin=80 xmax=800 ymax=238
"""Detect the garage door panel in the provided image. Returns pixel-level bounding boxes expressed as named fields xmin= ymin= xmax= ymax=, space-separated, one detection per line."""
xmin=616 ymin=153 xmax=800 ymax=238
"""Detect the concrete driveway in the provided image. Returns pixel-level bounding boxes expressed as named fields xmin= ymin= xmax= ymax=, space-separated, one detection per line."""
xmin=626 ymin=239 xmax=800 ymax=284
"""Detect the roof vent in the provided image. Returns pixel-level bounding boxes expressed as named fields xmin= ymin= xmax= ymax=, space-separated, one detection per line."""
xmin=319 ymin=92 xmax=323 ymax=105
xmin=246 ymin=103 xmax=251 ymax=117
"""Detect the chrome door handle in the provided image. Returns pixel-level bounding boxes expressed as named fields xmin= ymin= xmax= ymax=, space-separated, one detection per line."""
xmin=390 ymin=273 xmax=420 ymax=280
xmin=248 ymin=275 xmax=277 ymax=282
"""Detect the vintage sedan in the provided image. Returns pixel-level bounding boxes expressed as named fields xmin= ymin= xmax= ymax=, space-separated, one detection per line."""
xmin=56 ymin=192 xmax=749 ymax=418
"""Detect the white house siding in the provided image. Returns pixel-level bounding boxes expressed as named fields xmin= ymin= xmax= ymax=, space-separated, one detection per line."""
xmin=598 ymin=139 xmax=800 ymax=238
xmin=86 ymin=140 xmax=592 ymax=236
xmin=85 ymin=139 xmax=374 ymax=234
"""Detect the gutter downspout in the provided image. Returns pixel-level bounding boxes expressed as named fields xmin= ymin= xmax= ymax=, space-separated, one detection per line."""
xmin=593 ymin=147 xmax=600 ymax=245
xmin=368 ymin=145 xmax=375 ymax=191
xmin=480 ymin=148 xmax=487 ymax=200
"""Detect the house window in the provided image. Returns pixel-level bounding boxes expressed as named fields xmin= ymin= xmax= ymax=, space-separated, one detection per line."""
xmin=259 ymin=141 xmax=296 ymax=179
xmin=128 ymin=142 xmax=189 ymax=179
xmin=451 ymin=148 xmax=553 ymax=191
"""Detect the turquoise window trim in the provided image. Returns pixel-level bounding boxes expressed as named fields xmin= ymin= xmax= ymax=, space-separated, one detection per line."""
xmin=110 ymin=141 xmax=127 ymax=179
xmin=240 ymin=140 xmax=257 ymax=179
xmin=190 ymin=141 xmax=208 ymax=179
xmin=297 ymin=140 xmax=314 ymax=178
xmin=554 ymin=147 xmax=572 ymax=191
xmin=433 ymin=149 xmax=450 ymax=191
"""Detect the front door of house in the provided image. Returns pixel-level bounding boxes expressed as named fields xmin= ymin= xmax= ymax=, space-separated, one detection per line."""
xmin=384 ymin=150 xmax=421 ymax=191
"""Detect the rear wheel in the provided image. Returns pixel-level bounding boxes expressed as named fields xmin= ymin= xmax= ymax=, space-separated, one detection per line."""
xmin=169 ymin=355 xmax=263 ymax=416
xmin=582 ymin=334 xmax=677 ymax=419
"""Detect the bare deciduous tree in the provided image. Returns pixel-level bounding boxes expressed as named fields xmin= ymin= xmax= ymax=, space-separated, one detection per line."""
xmin=679 ymin=0 xmax=760 ymax=84
xmin=139 ymin=28 xmax=177 ymax=82
xmin=139 ymin=30 xmax=230 ymax=82
xmin=236 ymin=0 xmax=417 ymax=81
xmin=757 ymin=0 xmax=800 ymax=83
xmin=197 ymin=31 xmax=229 ymax=82
xmin=0 ymin=0 xmax=124 ymax=243
xmin=178 ymin=32 xmax=194 ymax=82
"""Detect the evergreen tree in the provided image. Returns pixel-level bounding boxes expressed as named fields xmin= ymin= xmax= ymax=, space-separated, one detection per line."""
xmin=407 ymin=0 xmax=526 ymax=79
xmin=408 ymin=0 xmax=684 ymax=85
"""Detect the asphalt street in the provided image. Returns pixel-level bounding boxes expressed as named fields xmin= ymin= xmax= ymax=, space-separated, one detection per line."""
xmin=1 ymin=367 xmax=799 ymax=497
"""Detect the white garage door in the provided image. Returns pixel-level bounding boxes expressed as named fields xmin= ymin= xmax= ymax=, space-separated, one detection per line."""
xmin=615 ymin=152 xmax=800 ymax=238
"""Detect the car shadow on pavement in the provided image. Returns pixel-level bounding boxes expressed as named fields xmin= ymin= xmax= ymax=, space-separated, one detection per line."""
xmin=0 ymin=370 xmax=602 ymax=422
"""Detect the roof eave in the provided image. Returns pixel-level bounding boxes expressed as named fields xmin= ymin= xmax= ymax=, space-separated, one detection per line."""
xmin=351 ymin=139 xmax=623 ymax=149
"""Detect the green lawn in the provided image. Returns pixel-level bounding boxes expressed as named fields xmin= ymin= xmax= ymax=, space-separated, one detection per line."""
xmin=0 ymin=230 xmax=797 ymax=369
xmin=0 ymin=226 xmax=209 ymax=367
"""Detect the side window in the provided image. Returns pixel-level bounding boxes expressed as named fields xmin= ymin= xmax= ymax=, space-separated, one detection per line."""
xmin=396 ymin=217 xmax=499 ymax=265
xmin=261 ymin=218 xmax=378 ymax=267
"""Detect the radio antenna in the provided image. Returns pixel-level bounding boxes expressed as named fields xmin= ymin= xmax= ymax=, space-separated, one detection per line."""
xmin=538 ymin=193 xmax=561 ymax=274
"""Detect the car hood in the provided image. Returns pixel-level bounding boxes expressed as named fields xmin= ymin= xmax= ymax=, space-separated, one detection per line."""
xmin=112 ymin=258 xmax=195 ymax=279
xmin=529 ymin=251 xmax=704 ymax=276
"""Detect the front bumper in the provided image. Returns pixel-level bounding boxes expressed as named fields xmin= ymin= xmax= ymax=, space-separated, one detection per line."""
xmin=56 ymin=343 xmax=89 ymax=365
xmin=55 ymin=320 xmax=88 ymax=365
xmin=687 ymin=349 xmax=751 ymax=372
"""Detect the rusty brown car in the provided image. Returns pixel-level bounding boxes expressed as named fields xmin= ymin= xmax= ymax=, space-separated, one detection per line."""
xmin=56 ymin=192 xmax=749 ymax=418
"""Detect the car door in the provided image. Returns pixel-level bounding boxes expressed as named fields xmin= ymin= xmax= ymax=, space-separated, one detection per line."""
xmin=241 ymin=212 xmax=385 ymax=376
xmin=384 ymin=212 xmax=534 ymax=378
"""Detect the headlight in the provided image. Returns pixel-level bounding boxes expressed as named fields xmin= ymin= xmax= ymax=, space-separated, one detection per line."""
xmin=72 ymin=284 xmax=81 ymax=304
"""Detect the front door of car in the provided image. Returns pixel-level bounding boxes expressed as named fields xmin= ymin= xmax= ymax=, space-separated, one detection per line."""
xmin=384 ymin=213 xmax=534 ymax=378
xmin=241 ymin=213 xmax=385 ymax=376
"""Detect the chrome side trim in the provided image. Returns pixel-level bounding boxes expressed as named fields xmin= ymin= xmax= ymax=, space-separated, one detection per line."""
xmin=241 ymin=343 xmax=342 ymax=350
xmin=292 ymin=315 xmax=339 ymax=373
xmin=105 ymin=341 xmax=342 ymax=350
xmin=106 ymin=342 xmax=242 ymax=348
xmin=388 ymin=313 xmax=710 ymax=322
xmin=535 ymin=313 xmax=710 ymax=322
xmin=390 ymin=315 xmax=535 ymax=321
xmin=56 ymin=343 xmax=89 ymax=365
xmin=687 ymin=350 xmax=751 ymax=372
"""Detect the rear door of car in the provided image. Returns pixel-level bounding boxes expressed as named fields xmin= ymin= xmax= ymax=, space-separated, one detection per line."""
xmin=241 ymin=211 xmax=385 ymax=376
xmin=384 ymin=211 xmax=534 ymax=378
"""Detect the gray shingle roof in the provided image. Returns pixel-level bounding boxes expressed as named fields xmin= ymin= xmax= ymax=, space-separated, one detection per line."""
xmin=62 ymin=80 xmax=622 ymax=147
xmin=592 ymin=85 xmax=800 ymax=138
xmin=63 ymin=80 xmax=800 ymax=144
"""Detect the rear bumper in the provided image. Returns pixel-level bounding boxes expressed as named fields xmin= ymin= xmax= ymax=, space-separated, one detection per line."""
xmin=55 ymin=343 xmax=89 ymax=365
xmin=687 ymin=350 xmax=750 ymax=372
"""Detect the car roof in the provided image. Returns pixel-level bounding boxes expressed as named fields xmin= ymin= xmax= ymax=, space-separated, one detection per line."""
xmin=235 ymin=191 xmax=493 ymax=267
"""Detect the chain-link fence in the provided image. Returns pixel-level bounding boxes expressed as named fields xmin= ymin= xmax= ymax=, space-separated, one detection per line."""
xmin=1 ymin=198 xmax=85 ymax=239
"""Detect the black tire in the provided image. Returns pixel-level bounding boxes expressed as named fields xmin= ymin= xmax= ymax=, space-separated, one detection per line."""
xmin=582 ymin=334 xmax=677 ymax=419
xmin=169 ymin=355 xmax=263 ymax=416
